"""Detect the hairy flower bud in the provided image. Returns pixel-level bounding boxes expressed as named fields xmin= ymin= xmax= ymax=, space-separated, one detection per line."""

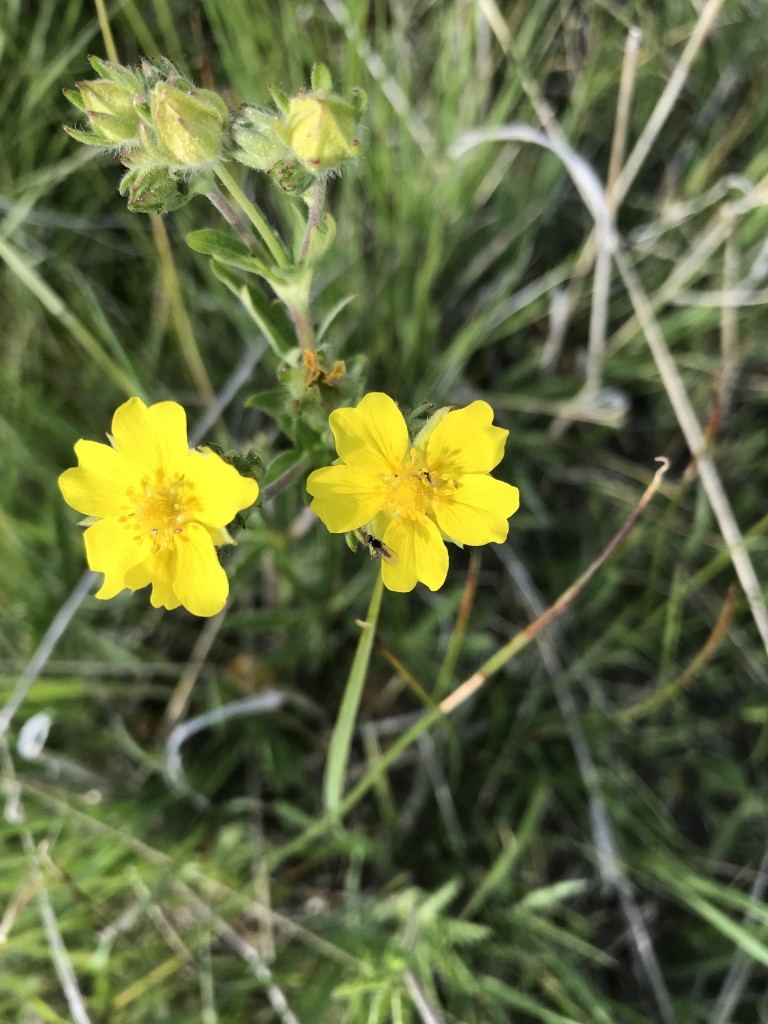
xmin=64 ymin=59 xmax=144 ymax=148
xmin=119 ymin=162 xmax=194 ymax=214
xmin=282 ymin=93 xmax=361 ymax=174
xmin=230 ymin=65 xmax=366 ymax=181
xmin=231 ymin=106 xmax=292 ymax=171
xmin=150 ymin=83 xmax=229 ymax=167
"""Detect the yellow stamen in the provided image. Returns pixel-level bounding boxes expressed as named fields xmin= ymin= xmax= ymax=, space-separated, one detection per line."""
xmin=123 ymin=473 xmax=201 ymax=552
xmin=381 ymin=448 xmax=457 ymax=524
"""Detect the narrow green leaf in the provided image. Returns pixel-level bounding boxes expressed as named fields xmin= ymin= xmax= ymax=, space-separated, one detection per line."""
xmin=323 ymin=572 xmax=385 ymax=814
xmin=186 ymin=228 xmax=255 ymax=264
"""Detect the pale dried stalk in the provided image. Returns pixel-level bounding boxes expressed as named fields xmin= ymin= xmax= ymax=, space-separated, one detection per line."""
xmin=615 ymin=247 xmax=768 ymax=655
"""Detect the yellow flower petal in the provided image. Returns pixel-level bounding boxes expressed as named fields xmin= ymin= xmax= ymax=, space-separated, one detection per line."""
xmin=186 ymin=447 xmax=259 ymax=527
xmin=382 ymin=517 xmax=449 ymax=592
xmin=329 ymin=392 xmax=409 ymax=474
xmin=125 ymin=551 xmax=183 ymax=610
xmin=426 ymin=401 xmax=508 ymax=477
xmin=170 ymin=521 xmax=229 ymax=617
xmin=111 ymin=397 xmax=189 ymax=476
xmin=150 ymin=580 xmax=182 ymax=611
xmin=84 ymin=518 xmax=152 ymax=599
xmin=59 ymin=440 xmax=140 ymax=517
xmin=434 ymin=475 xmax=520 ymax=545
xmin=380 ymin=558 xmax=419 ymax=593
xmin=206 ymin=525 xmax=234 ymax=546
xmin=147 ymin=552 xmax=183 ymax=611
xmin=307 ymin=464 xmax=386 ymax=533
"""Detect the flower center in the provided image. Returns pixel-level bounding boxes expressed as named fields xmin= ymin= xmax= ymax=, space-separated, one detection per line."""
xmin=381 ymin=448 xmax=456 ymax=524
xmin=122 ymin=470 xmax=200 ymax=552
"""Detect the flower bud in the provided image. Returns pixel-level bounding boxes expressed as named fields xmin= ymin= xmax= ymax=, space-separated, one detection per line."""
xmin=64 ymin=61 xmax=144 ymax=148
xmin=269 ymin=159 xmax=315 ymax=195
xmin=150 ymin=83 xmax=229 ymax=167
xmin=282 ymin=94 xmax=361 ymax=174
xmin=231 ymin=105 xmax=292 ymax=171
xmin=118 ymin=162 xmax=195 ymax=214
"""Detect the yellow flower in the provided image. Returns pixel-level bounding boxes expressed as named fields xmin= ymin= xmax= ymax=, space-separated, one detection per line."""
xmin=59 ymin=397 xmax=259 ymax=617
xmin=306 ymin=393 xmax=520 ymax=592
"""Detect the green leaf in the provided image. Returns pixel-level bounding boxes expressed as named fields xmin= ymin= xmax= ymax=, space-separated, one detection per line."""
xmin=317 ymin=293 xmax=357 ymax=343
xmin=323 ymin=573 xmax=385 ymax=814
xmin=303 ymin=212 xmax=337 ymax=267
xmin=208 ymin=262 xmax=297 ymax=361
xmin=264 ymin=448 xmax=305 ymax=487
xmin=186 ymin=228 xmax=254 ymax=264
xmin=245 ymin=388 xmax=291 ymax=418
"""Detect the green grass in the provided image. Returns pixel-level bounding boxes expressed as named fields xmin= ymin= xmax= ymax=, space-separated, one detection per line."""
xmin=2 ymin=0 xmax=768 ymax=1021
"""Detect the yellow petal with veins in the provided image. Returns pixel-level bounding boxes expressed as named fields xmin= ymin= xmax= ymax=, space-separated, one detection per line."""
xmin=382 ymin=517 xmax=448 ymax=592
xmin=434 ymin=475 xmax=520 ymax=546
xmin=170 ymin=521 xmax=230 ymax=617
xmin=84 ymin=518 xmax=152 ymax=599
xmin=307 ymin=464 xmax=386 ymax=533
xmin=58 ymin=440 xmax=140 ymax=518
xmin=329 ymin=392 xmax=409 ymax=475
xmin=187 ymin=447 xmax=259 ymax=528
xmin=426 ymin=401 xmax=508 ymax=477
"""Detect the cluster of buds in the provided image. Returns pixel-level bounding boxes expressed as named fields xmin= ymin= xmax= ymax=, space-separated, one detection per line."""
xmin=64 ymin=56 xmax=230 ymax=213
xmin=65 ymin=57 xmax=367 ymax=212
xmin=232 ymin=63 xmax=367 ymax=193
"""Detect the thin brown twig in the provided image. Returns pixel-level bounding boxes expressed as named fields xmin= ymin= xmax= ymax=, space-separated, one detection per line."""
xmin=440 ymin=457 xmax=671 ymax=716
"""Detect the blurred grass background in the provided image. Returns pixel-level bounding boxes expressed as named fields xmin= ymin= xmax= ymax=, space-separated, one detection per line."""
xmin=2 ymin=0 xmax=768 ymax=1021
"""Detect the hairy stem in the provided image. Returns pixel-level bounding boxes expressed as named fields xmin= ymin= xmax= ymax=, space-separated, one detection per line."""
xmin=214 ymin=165 xmax=287 ymax=266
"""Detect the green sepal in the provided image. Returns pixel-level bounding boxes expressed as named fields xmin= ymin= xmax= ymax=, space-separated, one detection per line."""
xmin=136 ymin=117 xmax=172 ymax=162
xmin=63 ymin=88 xmax=87 ymax=112
xmin=138 ymin=56 xmax=186 ymax=90
xmin=63 ymin=125 xmax=107 ymax=146
xmin=87 ymin=54 xmax=141 ymax=88
xmin=311 ymin=63 xmax=333 ymax=93
xmin=268 ymin=84 xmax=291 ymax=116
xmin=411 ymin=405 xmax=452 ymax=449
xmin=205 ymin=443 xmax=264 ymax=485
xmin=86 ymin=109 xmax=140 ymax=145
xmin=350 ymin=87 xmax=368 ymax=119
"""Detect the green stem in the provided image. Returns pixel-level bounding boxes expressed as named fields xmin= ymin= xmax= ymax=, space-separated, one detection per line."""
xmin=261 ymin=456 xmax=310 ymax=503
xmin=205 ymin=188 xmax=256 ymax=251
xmin=322 ymin=571 xmax=385 ymax=814
xmin=299 ymin=180 xmax=327 ymax=263
xmin=267 ymin=459 xmax=670 ymax=869
xmin=214 ymin=164 xmax=287 ymax=267
xmin=292 ymin=306 xmax=317 ymax=353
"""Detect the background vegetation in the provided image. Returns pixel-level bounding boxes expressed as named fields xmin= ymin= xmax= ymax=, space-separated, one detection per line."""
xmin=1 ymin=0 xmax=767 ymax=1021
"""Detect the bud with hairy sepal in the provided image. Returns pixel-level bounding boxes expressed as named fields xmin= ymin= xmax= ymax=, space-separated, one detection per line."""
xmin=64 ymin=61 xmax=145 ymax=148
xmin=232 ymin=66 xmax=366 ymax=180
xmin=231 ymin=105 xmax=293 ymax=171
xmin=150 ymin=83 xmax=229 ymax=167
xmin=119 ymin=163 xmax=192 ymax=214
xmin=281 ymin=93 xmax=361 ymax=174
